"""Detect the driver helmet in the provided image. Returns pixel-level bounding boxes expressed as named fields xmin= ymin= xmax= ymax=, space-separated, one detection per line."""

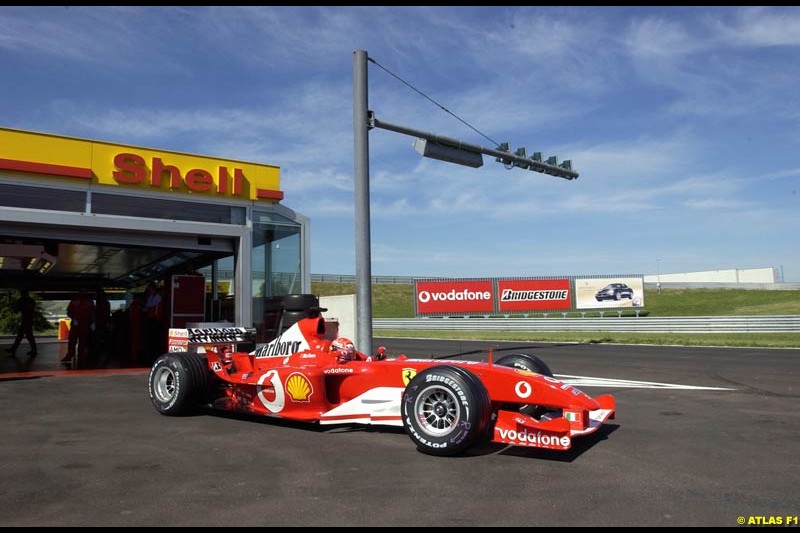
xmin=330 ymin=337 xmax=356 ymax=361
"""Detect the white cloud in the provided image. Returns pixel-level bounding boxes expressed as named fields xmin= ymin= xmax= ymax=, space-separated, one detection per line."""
xmin=682 ymin=198 xmax=752 ymax=210
xmin=625 ymin=16 xmax=701 ymax=65
xmin=710 ymin=7 xmax=800 ymax=48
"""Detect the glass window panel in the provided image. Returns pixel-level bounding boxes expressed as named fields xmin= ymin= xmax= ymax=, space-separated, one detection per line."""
xmin=251 ymin=210 xmax=302 ymax=341
xmin=92 ymin=193 xmax=244 ymax=224
xmin=0 ymin=183 xmax=85 ymax=212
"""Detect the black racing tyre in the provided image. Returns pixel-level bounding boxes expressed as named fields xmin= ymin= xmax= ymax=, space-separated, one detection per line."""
xmin=280 ymin=310 xmax=308 ymax=331
xmin=282 ymin=294 xmax=319 ymax=312
xmin=401 ymin=366 xmax=491 ymax=457
xmin=148 ymin=352 xmax=208 ymax=416
xmin=263 ymin=296 xmax=285 ymax=313
xmin=495 ymin=353 xmax=555 ymax=419
xmin=182 ymin=351 xmax=210 ymax=396
xmin=495 ymin=353 xmax=553 ymax=377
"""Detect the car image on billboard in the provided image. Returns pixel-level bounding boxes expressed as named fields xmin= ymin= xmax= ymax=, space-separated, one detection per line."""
xmin=575 ymin=277 xmax=644 ymax=309
xmin=594 ymin=283 xmax=634 ymax=302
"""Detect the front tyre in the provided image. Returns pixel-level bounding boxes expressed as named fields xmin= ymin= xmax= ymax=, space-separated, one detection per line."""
xmin=495 ymin=353 xmax=555 ymax=419
xmin=148 ymin=352 xmax=208 ymax=416
xmin=402 ymin=366 xmax=490 ymax=457
xmin=495 ymin=353 xmax=553 ymax=378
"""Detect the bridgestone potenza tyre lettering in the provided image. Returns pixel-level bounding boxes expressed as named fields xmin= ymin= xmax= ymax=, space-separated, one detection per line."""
xmin=148 ymin=352 xmax=208 ymax=416
xmin=401 ymin=366 xmax=490 ymax=457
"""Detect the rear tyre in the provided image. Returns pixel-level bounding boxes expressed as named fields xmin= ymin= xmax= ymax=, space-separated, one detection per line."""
xmin=148 ymin=352 xmax=208 ymax=416
xmin=402 ymin=366 xmax=491 ymax=457
xmin=495 ymin=353 xmax=554 ymax=419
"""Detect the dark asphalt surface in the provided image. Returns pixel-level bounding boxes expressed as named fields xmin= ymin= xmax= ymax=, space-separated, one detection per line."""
xmin=1 ymin=338 xmax=798 ymax=526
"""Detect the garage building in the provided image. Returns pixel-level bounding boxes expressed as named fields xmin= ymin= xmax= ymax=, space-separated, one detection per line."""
xmin=0 ymin=126 xmax=310 ymax=355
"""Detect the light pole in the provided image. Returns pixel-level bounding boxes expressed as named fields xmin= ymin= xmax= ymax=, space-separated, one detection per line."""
xmin=353 ymin=49 xmax=373 ymax=355
xmin=656 ymin=257 xmax=662 ymax=294
xmin=352 ymin=49 xmax=579 ymax=354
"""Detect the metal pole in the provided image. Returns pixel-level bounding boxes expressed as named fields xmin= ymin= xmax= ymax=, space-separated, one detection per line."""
xmin=657 ymin=257 xmax=662 ymax=294
xmin=371 ymin=116 xmax=579 ymax=180
xmin=353 ymin=50 xmax=373 ymax=355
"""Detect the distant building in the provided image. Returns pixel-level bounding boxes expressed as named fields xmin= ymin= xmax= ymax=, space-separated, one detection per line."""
xmin=644 ymin=267 xmax=777 ymax=284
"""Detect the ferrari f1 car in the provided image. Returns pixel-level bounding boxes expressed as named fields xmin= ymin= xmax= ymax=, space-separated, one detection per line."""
xmin=148 ymin=314 xmax=615 ymax=457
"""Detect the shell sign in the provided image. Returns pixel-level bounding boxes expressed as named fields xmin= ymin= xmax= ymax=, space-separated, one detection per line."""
xmin=285 ymin=373 xmax=313 ymax=402
xmin=0 ymin=127 xmax=283 ymax=202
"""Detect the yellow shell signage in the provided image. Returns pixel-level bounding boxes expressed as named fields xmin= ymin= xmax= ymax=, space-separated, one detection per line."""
xmin=0 ymin=127 xmax=282 ymax=202
xmin=285 ymin=373 xmax=313 ymax=402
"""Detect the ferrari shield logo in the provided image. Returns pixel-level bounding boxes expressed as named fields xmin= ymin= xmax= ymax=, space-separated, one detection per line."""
xmin=401 ymin=368 xmax=417 ymax=386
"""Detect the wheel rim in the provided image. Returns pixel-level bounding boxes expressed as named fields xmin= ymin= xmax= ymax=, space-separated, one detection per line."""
xmin=153 ymin=366 xmax=177 ymax=403
xmin=414 ymin=385 xmax=460 ymax=437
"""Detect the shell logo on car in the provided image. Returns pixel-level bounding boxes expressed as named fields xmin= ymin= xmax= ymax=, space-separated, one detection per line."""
xmin=286 ymin=373 xmax=313 ymax=402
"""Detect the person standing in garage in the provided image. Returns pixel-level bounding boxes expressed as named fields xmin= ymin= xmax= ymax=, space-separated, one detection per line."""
xmin=128 ymin=292 xmax=146 ymax=365
xmin=92 ymin=288 xmax=111 ymax=362
xmin=7 ymin=289 xmax=37 ymax=357
xmin=64 ymin=288 xmax=94 ymax=366
xmin=143 ymin=282 xmax=165 ymax=364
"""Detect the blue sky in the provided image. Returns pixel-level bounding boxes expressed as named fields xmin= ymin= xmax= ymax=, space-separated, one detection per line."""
xmin=2 ymin=6 xmax=799 ymax=281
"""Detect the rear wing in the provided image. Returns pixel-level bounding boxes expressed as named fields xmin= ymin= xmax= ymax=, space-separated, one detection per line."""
xmin=168 ymin=327 xmax=256 ymax=354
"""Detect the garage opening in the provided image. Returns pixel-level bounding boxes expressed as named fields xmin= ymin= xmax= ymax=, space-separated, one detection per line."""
xmin=1 ymin=232 xmax=234 ymax=371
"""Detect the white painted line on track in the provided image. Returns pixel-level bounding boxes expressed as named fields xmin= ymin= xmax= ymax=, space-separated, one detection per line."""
xmin=555 ymin=374 xmax=736 ymax=391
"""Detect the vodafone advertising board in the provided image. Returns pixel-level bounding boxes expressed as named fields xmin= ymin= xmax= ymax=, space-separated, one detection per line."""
xmin=415 ymin=280 xmax=494 ymax=315
xmin=497 ymin=279 xmax=571 ymax=312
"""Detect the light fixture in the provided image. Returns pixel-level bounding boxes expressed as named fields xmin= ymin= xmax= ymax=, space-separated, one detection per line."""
xmin=412 ymin=138 xmax=484 ymax=168
xmin=38 ymin=253 xmax=56 ymax=274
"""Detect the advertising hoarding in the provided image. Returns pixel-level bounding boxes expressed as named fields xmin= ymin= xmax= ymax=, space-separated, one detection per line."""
xmin=575 ymin=277 xmax=645 ymax=309
xmin=415 ymin=280 xmax=494 ymax=315
xmin=497 ymin=279 xmax=571 ymax=312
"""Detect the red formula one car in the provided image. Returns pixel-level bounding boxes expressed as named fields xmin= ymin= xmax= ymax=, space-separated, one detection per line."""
xmin=148 ymin=314 xmax=615 ymax=456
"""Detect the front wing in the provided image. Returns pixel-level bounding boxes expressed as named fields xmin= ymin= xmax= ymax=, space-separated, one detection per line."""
xmin=492 ymin=394 xmax=615 ymax=451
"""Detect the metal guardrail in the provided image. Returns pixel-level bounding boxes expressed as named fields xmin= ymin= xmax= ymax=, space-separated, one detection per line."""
xmin=312 ymin=273 xmax=414 ymax=284
xmin=373 ymin=315 xmax=800 ymax=333
xmin=310 ymin=273 xmax=800 ymax=290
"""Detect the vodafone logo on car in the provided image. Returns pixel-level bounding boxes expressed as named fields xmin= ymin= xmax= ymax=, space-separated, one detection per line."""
xmin=415 ymin=280 xmax=494 ymax=315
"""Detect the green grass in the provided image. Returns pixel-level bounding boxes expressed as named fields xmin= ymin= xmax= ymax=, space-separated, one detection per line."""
xmin=641 ymin=288 xmax=800 ymax=316
xmin=312 ymin=282 xmax=415 ymax=318
xmin=313 ymin=283 xmax=800 ymax=348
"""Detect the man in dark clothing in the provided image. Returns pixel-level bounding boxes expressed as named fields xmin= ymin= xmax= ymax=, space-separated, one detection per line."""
xmin=65 ymin=288 xmax=94 ymax=365
xmin=93 ymin=288 xmax=111 ymax=359
xmin=8 ymin=289 xmax=37 ymax=357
